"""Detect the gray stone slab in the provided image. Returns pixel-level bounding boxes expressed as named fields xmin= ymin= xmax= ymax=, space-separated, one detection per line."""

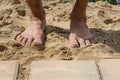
xmin=29 ymin=61 xmax=100 ymax=80
xmin=99 ymin=59 xmax=120 ymax=80
xmin=0 ymin=61 xmax=19 ymax=80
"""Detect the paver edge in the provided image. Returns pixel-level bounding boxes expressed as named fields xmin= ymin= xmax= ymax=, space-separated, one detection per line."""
xmin=28 ymin=60 xmax=101 ymax=80
xmin=14 ymin=60 xmax=20 ymax=80
xmin=0 ymin=60 xmax=20 ymax=80
xmin=98 ymin=59 xmax=120 ymax=80
xmin=98 ymin=59 xmax=109 ymax=80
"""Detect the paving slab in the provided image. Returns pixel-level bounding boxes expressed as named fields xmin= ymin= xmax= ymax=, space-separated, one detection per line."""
xmin=0 ymin=61 xmax=19 ymax=80
xmin=29 ymin=61 xmax=100 ymax=80
xmin=99 ymin=59 xmax=120 ymax=80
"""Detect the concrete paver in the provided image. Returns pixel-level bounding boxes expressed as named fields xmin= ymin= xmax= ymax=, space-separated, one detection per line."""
xmin=99 ymin=59 xmax=120 ymax=80
xmin=29 ymin=61 xmax=100 ymax=80
xmin=0 ymin=61 xmax=19 ymax=80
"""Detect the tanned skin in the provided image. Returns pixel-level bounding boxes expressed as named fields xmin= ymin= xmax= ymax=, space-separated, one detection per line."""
xmin=16 ymin=0 xmax=97 ymax=48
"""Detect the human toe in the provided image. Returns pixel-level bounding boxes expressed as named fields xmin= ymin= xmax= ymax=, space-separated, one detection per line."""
xmin=21 ymin=37 xmax=28 ymax=45
xmin=26 ymin=37 xmax=34 ymax=46
xmin=17 ymin=36 xmax=24 ymax=43
xmin=69 ymin=33 xmax=79 ymax=48
xmin=70 ymin=40 xmax=79 ymax=48
xmin=78 ymin=38 xmax=86 ymax=48
xmin=85 ymin=39 xmax=91 ymax=46
xmin=32 ymin=38 xmax=43 ymax=46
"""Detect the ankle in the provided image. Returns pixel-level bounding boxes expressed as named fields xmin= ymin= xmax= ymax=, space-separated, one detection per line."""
xmin=30 ymin=17 xmax=45 ymax=23
xmin=70 ymin=18 xmax=87 ymax=23
xmin=29 ymin=17 xmax=46 ymax=30
xmin=71 ymin=18 xmax=87 ymax=23
xmin=70 ymin=10 xmax=87 ymax=23
xmin=70 ymin=20 xmax=88 ymax=30
xmin=70 ymin=13 xmax=87 ymax=23
xmin=30 ymin=9 xmax=46 ymax=21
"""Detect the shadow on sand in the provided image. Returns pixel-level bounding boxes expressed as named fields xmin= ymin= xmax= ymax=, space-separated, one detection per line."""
xmin=45 ymin=25 xmax=120 ymax=53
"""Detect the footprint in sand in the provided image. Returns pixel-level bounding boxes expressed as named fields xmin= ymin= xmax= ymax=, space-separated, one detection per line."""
xmin=0 ymin=45 xmax=8 ymax=51
xmin=58 ymin=47 xmax=73 ymax=60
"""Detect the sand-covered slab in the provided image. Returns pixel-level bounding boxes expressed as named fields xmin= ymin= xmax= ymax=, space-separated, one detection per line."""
xmin=0 ymin=61 xmax=19 ymax=80
xmin=1 ymin=0 xmax=120 ymax=80
xmin=99 ymin=59 xmax=120 ymax=80
xmin=29 ymin=61 xmax=100 ymax=80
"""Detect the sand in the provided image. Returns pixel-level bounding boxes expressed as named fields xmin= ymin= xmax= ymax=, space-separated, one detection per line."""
xmin=0 ymin=0 xmax=120 ymax=80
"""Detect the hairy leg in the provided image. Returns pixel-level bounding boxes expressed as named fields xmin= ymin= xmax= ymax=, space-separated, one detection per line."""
xmin=16 ymin=0 xmax=46 ymax=46
xmin=69 ymin=0 xmax=97 ymax=48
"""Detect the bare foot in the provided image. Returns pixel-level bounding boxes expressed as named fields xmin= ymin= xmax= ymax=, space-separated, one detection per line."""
xmin=69 ymin=21 xmax=97 ymax=48
xmin=16 ymin=19 xmax=46 ymax=46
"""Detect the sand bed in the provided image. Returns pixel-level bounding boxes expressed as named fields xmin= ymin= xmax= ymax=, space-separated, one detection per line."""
xmin=0 ymin=0 xmax=120 ymax=80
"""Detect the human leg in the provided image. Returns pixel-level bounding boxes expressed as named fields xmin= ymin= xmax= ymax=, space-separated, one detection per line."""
xmin=69 ymin=0 xmax=97 ymax=48
xmin=16 ymin=0 xmax=46 ymax=46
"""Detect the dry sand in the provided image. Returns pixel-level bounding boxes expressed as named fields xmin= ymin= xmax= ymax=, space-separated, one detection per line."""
xmin=0 ymin=0 xmax=120 ymax=80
